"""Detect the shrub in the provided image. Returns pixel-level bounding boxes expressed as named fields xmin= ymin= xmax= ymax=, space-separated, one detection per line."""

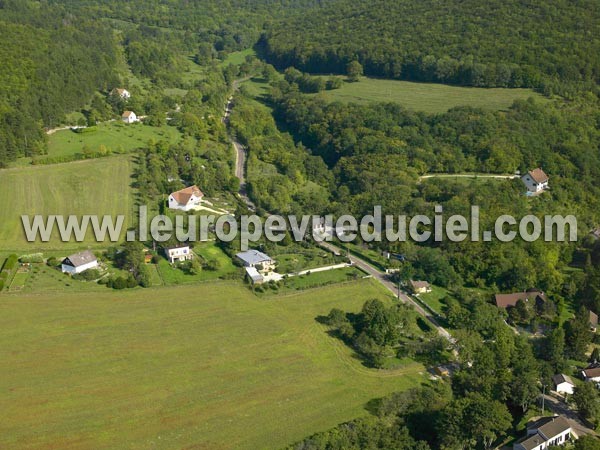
xmin=19 ymin=253 xmax=44 ymax=263
xmin=3 ymin=254 xmax=18 ymax=271
xmin=46 ymin=257 xmax=59 ymax=267
xmin=73 ymin=269 xmax=102 ymax=281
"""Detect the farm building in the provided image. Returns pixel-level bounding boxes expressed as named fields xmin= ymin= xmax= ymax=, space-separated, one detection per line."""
xmin=521 ymin=168 xmax=549 ymax=193
xmin=168 ymin=185 xmax=204 ymax=212
xmin=61 ymin=250 xmax=98 ymax=274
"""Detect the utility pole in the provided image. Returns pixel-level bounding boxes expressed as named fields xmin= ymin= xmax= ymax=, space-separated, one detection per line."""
xmin=541 ymin=384 xmax=546 ymax=415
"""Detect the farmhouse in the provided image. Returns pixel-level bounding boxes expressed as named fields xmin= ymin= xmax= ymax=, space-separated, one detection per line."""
xmin=513 ymin=416 xmax=572 ymax=450
xmin=110 ymin=88 xmax=131 ymax=99
xmin=494 ymin=289 xmax=548 ymax=309
xmin=582 ymin=366 xmax=600 ymax=383
xmin=410 ymin=280 xmax=432 ymax=295
xmin=163 ymin=245 xmax=192 ymax=264
xmin=552 ymin=374 xmax=575 ymax=396
xmin=121 ymin=111 xmax=138 ymax=123
xmin=236 ymin=250 xmax=275 ymax=271
xmin=168 ymin=185 xmax=204 ymax=211
xmin=61 ymin=250 xmax=98 ymax=274
xmin=521 ymin=168 xmax=549 ymax=193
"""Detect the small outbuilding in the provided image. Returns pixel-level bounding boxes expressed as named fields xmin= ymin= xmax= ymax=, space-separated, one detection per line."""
xmin=552 ymin=374 xmax=575 ymax=396
xmin=122 ymin=110 xmax=138 ymax=124
xmin=410 ymin=280 xmax=432 ymax=295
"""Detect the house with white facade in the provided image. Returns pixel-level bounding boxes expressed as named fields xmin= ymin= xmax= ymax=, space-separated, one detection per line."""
xmin=121 ymin=111 xmax=138 ymax=124
xmin=110 ymin=88 xmax=131 ymax=99
xmin=552 ymin=374 xmax=575 ymax=396
xmin=61 ymin=250 xmax=98 ymax=274
xmin=168 ymin=185 xmax=204 ymax=211
xmin=521 ymin=168 xmax=549 ymax=193
xmin=513 ymin=416 xmax=572 ymax=450
xmin=163 ymin=245 xmax=193 ymax=264
xmin=582 ymin=366 xmax=600 ymax=383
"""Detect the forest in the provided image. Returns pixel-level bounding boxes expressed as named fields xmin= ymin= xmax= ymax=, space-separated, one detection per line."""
xmin=261 ymin=0 xmax=600 ymax=96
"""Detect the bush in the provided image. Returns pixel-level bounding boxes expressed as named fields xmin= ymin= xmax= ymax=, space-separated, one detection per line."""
xmin=2 ymin=254 xmax=18 ymax=271
xmin=72 ymin=269 xmax=102 ymax=281
xmin=46 ymin=257 xmax=59 ymax=267
xmin=19 ymin=253 xmax=44 ymax=263
xmin=0 ymin=280 xmax=4 ymax=291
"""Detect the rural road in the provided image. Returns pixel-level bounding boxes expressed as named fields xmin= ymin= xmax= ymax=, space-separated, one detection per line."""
xmin=223 ymin=77 xmax=255 ymax=210
xmin=318 ymin=241 xmax=453 ymax=342
xmin=419 ymin=173 xmax=518 ymax=181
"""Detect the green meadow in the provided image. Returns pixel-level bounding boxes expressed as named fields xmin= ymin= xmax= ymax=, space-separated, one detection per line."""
xmin=312 ymin=77 xmax=549 ymax=113
xmin=0 ymin=155 xmax=134 ymax=251
xmin=0 ymin=280 xmax=425 ymax=449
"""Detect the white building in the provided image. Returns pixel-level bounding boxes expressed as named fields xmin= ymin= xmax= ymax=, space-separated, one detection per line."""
xmin=582 ymin=366 xmax=600 ymax=383
xmin=61 ymin=250 xmax=98 ymax=274
xmin=521 ymin=168 xmax=549 ymax=193
xmin=121 ymin=111 xmax=138 ymax=124
xmin=514 ymin=416 xmax=572 ymax=450
xmin=163 ymin=245 xmax=192 ymax=264
xmin=245 ymin=266 xmax=265 ymax=284
xmin=552 ymin=374 xmax=575 ymax=396
xmin=235 ymin=250 xmax=275 ymax=271
xmin=111 ymin=88 xmax=131 ymax=99
xmin=168 ymin=185 xmax=204 ymax=212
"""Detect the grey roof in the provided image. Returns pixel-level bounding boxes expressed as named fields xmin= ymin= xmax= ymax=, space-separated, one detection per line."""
xmin=63 ymin=250 xmax=97 ymax=267
xmin=236 ymin=250 xmax=272 ymax=265
xmin=527 ymin=416 xmax=570 ymax=439
xmin=552 ymin=374 xmax=574 ymax=386
xmin=515 ymin=432 xmax=545 ymax=450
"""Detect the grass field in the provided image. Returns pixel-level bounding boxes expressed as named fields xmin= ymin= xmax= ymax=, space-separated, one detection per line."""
xmin=418 ymin=285 xmax=450 ymax=315
xmin=0 ymin=155 xmax=134 ymax=251
xmin=312 ymin=77 xmax=549 ymax=113
xmin=221 ymin=49 xmax=256 ymax=66
xmin=0 ymin=280 xmax=425 ymax=449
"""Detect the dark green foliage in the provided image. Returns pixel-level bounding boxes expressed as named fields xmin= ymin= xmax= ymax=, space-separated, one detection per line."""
xmin=573 ymin=382 xmax=600 ymax=427
xmin=262 ymin=0 xmax=600 ymax=93
xmin=565 ymin=307 xmax=593 ymax=361
xmin=72 ymin=269 xmax=102 ymax=282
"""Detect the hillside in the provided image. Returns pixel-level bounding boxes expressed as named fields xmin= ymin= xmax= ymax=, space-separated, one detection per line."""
xmin=261 ymin=0 xmax=600 ymax=93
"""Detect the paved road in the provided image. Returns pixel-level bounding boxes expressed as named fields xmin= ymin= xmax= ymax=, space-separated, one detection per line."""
xmin=318 ymin=241 xmax=453 ymax=341
xmin=541 ymin=394 xmax=597 ymax=438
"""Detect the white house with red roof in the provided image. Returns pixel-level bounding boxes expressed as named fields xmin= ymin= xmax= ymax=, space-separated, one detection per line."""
xmin=521 ymin=168 xmax=549 ymax=193
xmin=121 ymin=111 xmax=138 ymax=124
xmin=110 ymin=88 xmax=131 ymax=99
xmin=168 ymin=185 xmax=204 ymax=211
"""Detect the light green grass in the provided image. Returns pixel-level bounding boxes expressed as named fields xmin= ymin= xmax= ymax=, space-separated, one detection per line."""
xmin=0 ymin=280 xmax=425 ymax=449
xmin=221 ymin=48 xmax=256 ymax=66
xmin=418 ymin=285 xmax=450 ymax=315
xmin=156 ymin=242 xmax=238 ymax=285
xmin=46 ymin=122 xmax=180 ymax=159
xmin=281 ymin=267 xmax=364 ymax=291
xmin=0 ymin=156 xmax=134 ymax=251
xmin=313 ymin=77 xmax=549 ymax=113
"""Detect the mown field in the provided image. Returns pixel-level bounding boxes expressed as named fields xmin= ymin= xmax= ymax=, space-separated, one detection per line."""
xmin=312 ymin=77 xmax=549 ymax=113
xmin=0 ymin=280 xmax=425 ymax=449
xmin=0 ymin=155 xmax=134 ymax=251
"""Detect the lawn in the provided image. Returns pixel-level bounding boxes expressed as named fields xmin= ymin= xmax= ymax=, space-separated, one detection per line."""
xmin=312 ymin=77 xmax=549 ymax=113
xmin=46 ymin=122 xmax=181 ymax=160
xmin=280 ymin=266 xmax=365 ymax=292
xmin=220 ymin=48 xmax=256 ymax=66
xmin=0 ymin=280 xmax=425 ymax=449
xmin=418 ymin=285 xmax=450 ymax=315
xmin=0 ymin=155 xmax=135 ymax=251
xmin=156 ymin=242 xmax=239 ymax=284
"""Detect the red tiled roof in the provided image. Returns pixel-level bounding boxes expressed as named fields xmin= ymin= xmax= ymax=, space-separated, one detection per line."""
xmin=528 ymin=168 xmax=549 ymax=184
xmin=494 ymin=290 xmax=547 ymax=308
xmin=170 ymin=185 xmax=203 ymax=205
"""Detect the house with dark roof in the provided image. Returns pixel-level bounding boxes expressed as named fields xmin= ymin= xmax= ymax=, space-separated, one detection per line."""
xmin=235 ymin=250 xmax=274 ymax=270
xmin=521 ymin=168 xmax=549 ymax=193
xmin=61 ymin=250 xmax=98 ymax=274
xmin=494 ymin=289 xmax=548 ymax=309
xmin=513 ymin=416 xmax=572 ymax=450
xmin=168 ymin=185 xmax=204 ymax=212
xmin=552 ymin=374 xmax=575 ymax=396
xmin=582 ymin=365 xmax=600 ymax=383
